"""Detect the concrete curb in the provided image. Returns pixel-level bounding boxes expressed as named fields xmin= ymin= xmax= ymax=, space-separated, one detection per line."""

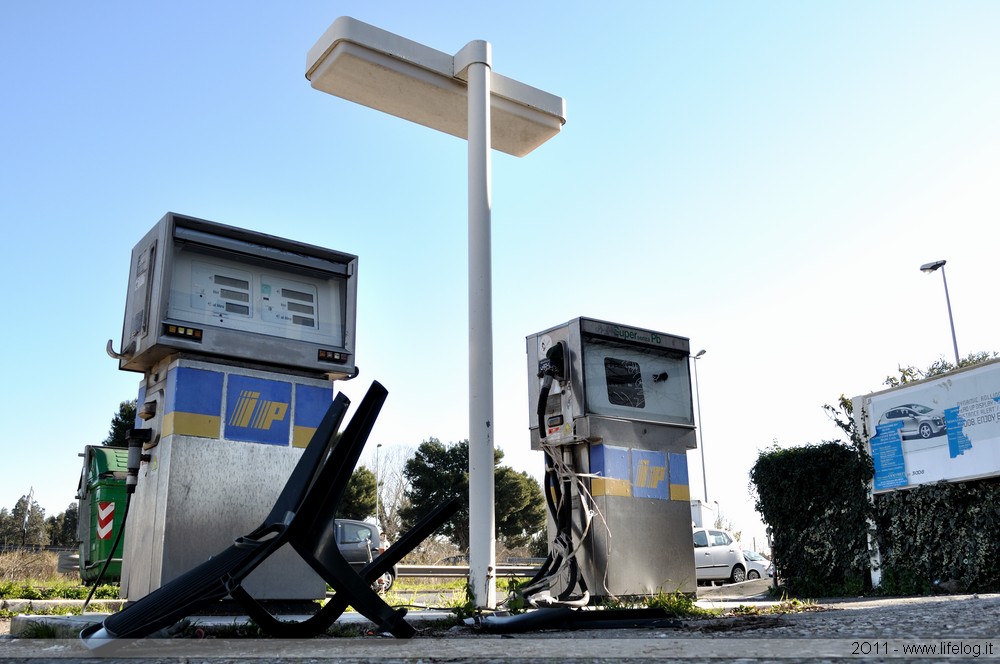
xmin=1 ymin=598 xmax=126 ymax=613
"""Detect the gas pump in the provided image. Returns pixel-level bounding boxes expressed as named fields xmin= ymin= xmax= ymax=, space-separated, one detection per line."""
xmin=106 ymin=212 xmax=358 ymax=601
xmin=524 ymin=318 xmax=698 ymax=604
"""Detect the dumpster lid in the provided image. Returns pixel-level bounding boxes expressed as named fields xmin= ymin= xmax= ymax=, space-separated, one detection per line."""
xmin=88 ymin=445 xmax=130 ymax=478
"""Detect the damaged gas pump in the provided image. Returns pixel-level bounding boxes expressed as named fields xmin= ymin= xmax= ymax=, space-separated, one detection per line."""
xmin=522 ymin=317 xmax=699 ymax=606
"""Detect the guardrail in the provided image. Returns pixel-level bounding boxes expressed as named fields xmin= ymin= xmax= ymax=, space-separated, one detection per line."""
xmin=51 ymin=553 xmax=543 ymax=581
xmin=397 ymin=564 xmax=540 ymax=578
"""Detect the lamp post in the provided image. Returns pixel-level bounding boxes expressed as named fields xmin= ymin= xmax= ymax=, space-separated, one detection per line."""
xmin=21 ymin=487 xmax=34 ymax=548
xmin=306 ymin=17 xmax=566 ymax=609
xmin=919 ymin=260 xmax=960 ymax=366
xmin=692 ymin=350 xmax=708 ymax=503
xmin=375 ymin=443 xmax=382 ymax=530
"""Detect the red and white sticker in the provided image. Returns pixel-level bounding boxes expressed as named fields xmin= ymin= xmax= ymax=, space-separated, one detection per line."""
xmin=97 ymin=502 xmax=115 ymax=540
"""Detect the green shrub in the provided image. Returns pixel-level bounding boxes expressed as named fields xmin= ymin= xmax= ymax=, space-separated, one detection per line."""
xmin=874 ymin=478 xmax=1000 ymax=594
xmin=750 ymin=441 xmax=872 ymax=597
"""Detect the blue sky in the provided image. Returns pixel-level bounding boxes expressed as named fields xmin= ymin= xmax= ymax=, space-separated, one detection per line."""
xmin=2 ymin=2 xmax=998 ymax=549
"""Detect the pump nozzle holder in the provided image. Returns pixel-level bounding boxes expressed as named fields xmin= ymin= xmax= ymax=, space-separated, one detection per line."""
xmin=544 ymin=342 xmax=567 ymax=381
xmin=126 ymin=429 xmax=153 ymax=494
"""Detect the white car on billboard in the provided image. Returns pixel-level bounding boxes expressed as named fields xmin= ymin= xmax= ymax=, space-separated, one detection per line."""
xmin=877 ymin=403 xmax=947 ymax=440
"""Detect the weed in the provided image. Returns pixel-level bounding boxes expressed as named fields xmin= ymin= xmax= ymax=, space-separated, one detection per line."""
xmin=16 ymin=622 xmax=61 ymax=639
xmin=599 ymin=595 xmax=642 ymax=610
xmin=729 ymin=604 xmax=763 ymax=616
xmin=644 ymin=591 xmax=719 ymax=618
xmin=729 ymin=595 xmax=819 ymax=616
xmin=766 ymin=584 xmax=791 ymax=599
xmin=80 ymin=602 xmax=118 ymax=614
xmin=175 ymin=619 xmax=269 ymax=639
xmin=446 ymin=582 xmax=479 ymax=620
xmin=499 ymin=575 xmax=529 ymax=614
xmin=323 ymin=622 xmax=369 ymax=638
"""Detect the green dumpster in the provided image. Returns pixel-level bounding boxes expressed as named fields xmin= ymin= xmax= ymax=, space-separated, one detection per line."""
xmin=76 ymin=445 xmax=129 ymax=584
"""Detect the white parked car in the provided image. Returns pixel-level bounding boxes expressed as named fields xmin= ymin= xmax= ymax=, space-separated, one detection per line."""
xmin=693 ymin=528 xmax=746 ymax=583
xmin=742 ymin=550 xmax=773 ymax=579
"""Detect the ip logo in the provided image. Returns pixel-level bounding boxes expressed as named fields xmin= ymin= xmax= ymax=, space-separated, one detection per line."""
xmin=229 ymin=390 xmax=288 ymax=430
xmin=225 ymin=375 xmax=291 ymax=445
xmin=631 ymin=450 xmax=669 ymax=500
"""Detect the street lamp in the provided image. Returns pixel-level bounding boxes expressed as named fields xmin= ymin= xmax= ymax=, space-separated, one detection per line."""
xmin=306 ymin=17 xmax=566 ymax=609
xmin=919 ymin=260 xmax=960 ymax=366
xmin=375 ymin=443 xmax=382 ymax=530
xmin=692 ymin=350 xmax=708 ymax=503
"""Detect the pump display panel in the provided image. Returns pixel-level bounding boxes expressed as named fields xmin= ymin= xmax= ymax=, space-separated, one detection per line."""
xmin=114 ymin=212 xmax=358 ymax=378
xmin=527 ymin=317 xmax=695 ymax=450
xmin=582 ymin=337 xmax=693 ymax=426
xmin=167 ymin=248 xmax=345 ymax=347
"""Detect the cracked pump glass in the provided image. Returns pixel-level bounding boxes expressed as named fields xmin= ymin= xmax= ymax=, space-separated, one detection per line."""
xmin=583 ymin=337 xmax=693 ymax=426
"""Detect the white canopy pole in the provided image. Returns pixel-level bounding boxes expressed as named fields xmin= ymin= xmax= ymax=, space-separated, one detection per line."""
xmin=457 ymin=40 xmax=496 ymax=609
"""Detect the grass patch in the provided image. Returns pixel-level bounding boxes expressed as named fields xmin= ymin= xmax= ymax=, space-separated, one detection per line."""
xmin=601 ymin=591 xmax=720 ymax=618
xmin=388 ymin=577 xmax=467 ymax=592
xmin=0 ymin=550 xmax=63 ymax=582
xmin=0 ymin=602 xmax=120 ymax=618
xmin=645 ymin=591 xmax=719 ymax=617
xmin=729 ymin=596 xmax=820 ymax=616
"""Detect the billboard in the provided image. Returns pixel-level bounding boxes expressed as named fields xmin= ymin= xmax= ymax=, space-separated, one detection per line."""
xmin=855 ymin=359 xmax=1000 ymax=493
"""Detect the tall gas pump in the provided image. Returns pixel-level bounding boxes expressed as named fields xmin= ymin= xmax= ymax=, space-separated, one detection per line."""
xmin=525 ymin=318 xmax=698 ymax=604
xmin=107 ymin=212 xmax=358 ymax=601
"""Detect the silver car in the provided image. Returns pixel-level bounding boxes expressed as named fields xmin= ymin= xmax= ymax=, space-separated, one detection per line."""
xmin=693 ymin=528 xmax=746 ymax=583
xmin=336 ymin=519 xmax=397 ymax=592
xmin=877 ymin=403 xmax=947 ymax=440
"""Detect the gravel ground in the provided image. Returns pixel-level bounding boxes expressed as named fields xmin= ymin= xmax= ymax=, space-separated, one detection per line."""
xmin=3 ymin=592 xmax=1000 ymax=662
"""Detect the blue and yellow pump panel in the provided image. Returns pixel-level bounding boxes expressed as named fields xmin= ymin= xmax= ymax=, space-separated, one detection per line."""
xmin=148 ymin=365 xmax=332 ymax=448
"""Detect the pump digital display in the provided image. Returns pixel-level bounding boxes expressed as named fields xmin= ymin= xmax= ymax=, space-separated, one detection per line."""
xmin=260 ymin=279 xmax=319 ymax=329
xmin=168 ymin=247 xmax=344 ymax=346
xmin=190 ymin=262 xmax=254 ymax=318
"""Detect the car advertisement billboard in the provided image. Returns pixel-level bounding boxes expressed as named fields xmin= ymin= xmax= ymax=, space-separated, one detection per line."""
xmin=855 ymin=359 xmax=1000 ymax=493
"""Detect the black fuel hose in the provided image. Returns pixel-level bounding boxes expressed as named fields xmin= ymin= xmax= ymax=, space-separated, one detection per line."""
xmin=82 ymin=429 xmax=149 ymax=612
xmin=81 ymin=493 xmax=131 ymax=612
xmin=536 ymin=373 xmax=553 ymax=438
xmin=470 ymin=607 xmax=683 ymax=634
